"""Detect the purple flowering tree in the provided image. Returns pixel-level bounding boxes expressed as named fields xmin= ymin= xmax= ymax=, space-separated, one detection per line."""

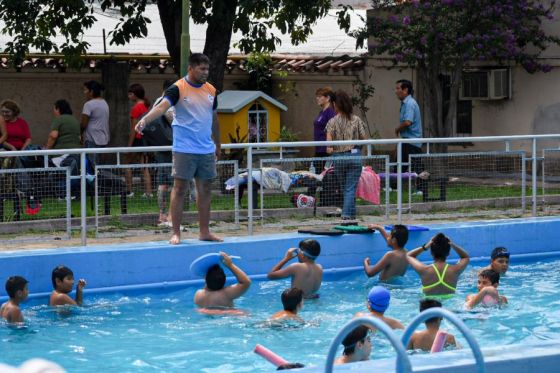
xmin=353 ymin=0 xmax=560 ymax=147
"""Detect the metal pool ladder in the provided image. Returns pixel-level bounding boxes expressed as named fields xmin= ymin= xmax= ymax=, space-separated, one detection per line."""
xmin=324 ymin=307 xmax=486 ymax=373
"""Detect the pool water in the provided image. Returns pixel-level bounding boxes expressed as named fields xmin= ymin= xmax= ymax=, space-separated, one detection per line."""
xmin=2 ymin=257 xmax=560 ymax=372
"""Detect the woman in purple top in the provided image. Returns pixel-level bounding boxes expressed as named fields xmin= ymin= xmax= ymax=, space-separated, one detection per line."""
xmin=313 ymin=87 xmax=336 ymax=159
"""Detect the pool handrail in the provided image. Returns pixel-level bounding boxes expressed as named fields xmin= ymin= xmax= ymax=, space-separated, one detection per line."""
xmin=401 ymin=307 xmax=486 ymax=373
xmin=324 ymin=316 xmax=412 ymax=373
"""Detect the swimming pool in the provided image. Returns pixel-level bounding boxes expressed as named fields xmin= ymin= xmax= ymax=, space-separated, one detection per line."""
xmin=2 ymin=256 xmax=560 ymax=372
xmin=2 ymin=216 xmax=560 ymax=372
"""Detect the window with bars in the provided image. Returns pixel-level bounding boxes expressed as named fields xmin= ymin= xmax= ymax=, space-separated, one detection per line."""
xmin=248 ymin=103 xmax=269 ymax=144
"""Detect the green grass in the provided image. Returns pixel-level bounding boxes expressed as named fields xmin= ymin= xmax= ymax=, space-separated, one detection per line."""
xmin=2 ymin=184 xmax=560 ymax=222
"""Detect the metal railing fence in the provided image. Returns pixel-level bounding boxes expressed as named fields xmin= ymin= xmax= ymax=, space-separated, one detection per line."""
xmin=1 ymin=134 xmax=560 ymax=245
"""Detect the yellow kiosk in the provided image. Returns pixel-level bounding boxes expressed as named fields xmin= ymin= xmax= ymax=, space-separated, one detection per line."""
xmin=217 ymin=90 xmax=288 ymax=145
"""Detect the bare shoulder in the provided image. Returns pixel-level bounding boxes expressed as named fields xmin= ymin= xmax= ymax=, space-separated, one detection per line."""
xmin=50 ymin=292 xmax=76 ymax=306
xmin=194 ymin=289 xmax=205 ymax=302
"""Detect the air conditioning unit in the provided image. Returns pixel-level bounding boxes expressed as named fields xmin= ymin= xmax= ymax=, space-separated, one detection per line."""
xmin=460 ymin=69 xmax=510 ymax=100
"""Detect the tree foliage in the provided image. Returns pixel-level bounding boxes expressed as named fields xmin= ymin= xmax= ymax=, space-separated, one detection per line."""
xmin=0 ymin=0 xmax=352 ymax=90
xmin=353 ymin=0 xmax=560 ymax=142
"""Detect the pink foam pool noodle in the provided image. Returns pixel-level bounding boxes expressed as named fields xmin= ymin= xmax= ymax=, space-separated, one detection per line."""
xmin=430 ymin=330 xmax=448 ymax=353
xmin=254 ymin=344 xmax=289 ymax=367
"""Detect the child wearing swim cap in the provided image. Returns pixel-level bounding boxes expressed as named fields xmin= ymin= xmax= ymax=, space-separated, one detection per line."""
xmin=355 ymin=285 xmax=403 ymax=329
xmin=483 ymin=247 xmax=510 ymax=275
xmin=363 ymin=224 xmax=409 ymax=282
xmin=267 ymin=239 xmax=323 ymax=299
xmin=465 ymin=269 xmax=507 ymax=309
xmin=406 ymin=299 xmax=457 ymax=352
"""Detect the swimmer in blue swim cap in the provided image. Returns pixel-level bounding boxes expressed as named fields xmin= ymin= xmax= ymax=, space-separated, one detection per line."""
xmin=355 ymin=285 xmax=403 ymax=329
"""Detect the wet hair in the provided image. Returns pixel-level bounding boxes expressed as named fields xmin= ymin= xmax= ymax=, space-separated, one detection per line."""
xmin=342 ymin=325 xmax=369 ymax=356
xmin=84 ymin=80 xmax=104 ymax=98
xmin=189 ymin=53 xmax=210 ymax=67
xmin=281 ymin=287 xmax=303 ymax=312
xmin=430 ymin=233 xmax=451 ymax=261
xmin=333 ymin=90 xmax=353 ymax=120
xmin=315 ymin=87 xmax=334 ymax=99
xmin=277 ymin=363 xmax=305 ymax=370
xmin=479 ymin=269 xmax=500 ymax=285
xmin=0 ymin=99 xmax=21 ymax=116
xmin=5 ymin=276 xmax=28 ymax=298
xmin=205 ymin=264 xmax=226 ymax=291
xmin=299 ymin=239 xmax=321 ymax=259
xmin=391 ymin=224 xmax=409 ymax=247
xmin=51 ymin=265 xmax=73 ymax=289
xmin=54 ymin=99 xmax=73 ymax=115
xmin=128 ymin=83 xmax=151 ymax=107
xmin=420 ymin=298 xmax=442 ymax=325
xmin=396 ymin=79 xmax=414 ymax=96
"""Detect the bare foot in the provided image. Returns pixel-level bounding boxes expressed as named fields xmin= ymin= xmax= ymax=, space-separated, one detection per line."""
xmin=199 ymin=232 xmax=223 ymax=242
xmin=169 ymin=233 xmax=181 ymax=245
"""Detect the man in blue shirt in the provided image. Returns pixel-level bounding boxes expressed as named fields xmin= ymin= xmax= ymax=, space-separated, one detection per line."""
xmin=395 ymin=79 xmax=426 ymax=195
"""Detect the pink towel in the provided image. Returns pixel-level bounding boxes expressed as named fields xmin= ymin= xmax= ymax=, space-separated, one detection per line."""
xmin=356 ymin=166 xmax=380 ymax=204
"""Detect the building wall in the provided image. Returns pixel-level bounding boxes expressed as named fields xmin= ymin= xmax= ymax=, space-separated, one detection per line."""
xmin=0 ymin=69 xmax=362 ymax=155
xmin=471 ymin=65 xmax=560 ymax=151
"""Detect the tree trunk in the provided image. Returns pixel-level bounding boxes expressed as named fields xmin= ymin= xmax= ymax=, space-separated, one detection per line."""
xmin=444 ymin=63 xmax=463 ymax=139
xmin=419 ymin=62 xmax=446 ymax=153
xmin=157 ymin=0 xmax=182 ymax=73
xmin=203 ymin=0 xmax=238 ymax=91
xmin=102 ymin=61 xmax=130 ymax=151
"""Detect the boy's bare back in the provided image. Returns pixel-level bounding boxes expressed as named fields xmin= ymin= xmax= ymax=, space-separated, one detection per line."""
xmin=0 ymin=301 xmax=23 ymax=323
xmin=194 ymin=288 xmax=235 ymax=308
xmin=381 ymin=250 xmax=408 ymax=281
xmin=408 ymin=330 xmax=456 ymax=351
xmin=290 ymin=262 xmax=323 ymax=298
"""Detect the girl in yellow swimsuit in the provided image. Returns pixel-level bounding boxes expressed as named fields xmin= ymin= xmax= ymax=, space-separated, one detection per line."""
xmin=407 ymin=233 xmax=470 ymax=297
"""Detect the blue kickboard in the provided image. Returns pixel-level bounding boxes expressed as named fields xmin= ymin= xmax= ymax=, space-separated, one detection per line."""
xmin=189 ymin=253 xmax=241 ymax=277
xmin=384 ymin=225 xmax=430 ymax=232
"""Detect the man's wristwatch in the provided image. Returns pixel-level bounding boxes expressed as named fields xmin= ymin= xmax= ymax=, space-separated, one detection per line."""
xmin=421 ymin=244 xmax=427 ymax=251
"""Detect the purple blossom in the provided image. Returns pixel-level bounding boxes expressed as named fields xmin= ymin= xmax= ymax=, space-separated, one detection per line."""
xmin=403 ymin=16 xmax=411 ymax=26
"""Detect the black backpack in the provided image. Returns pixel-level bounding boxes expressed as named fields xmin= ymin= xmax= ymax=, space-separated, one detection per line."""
xmin=142 ymin=115 xmax=172 ymax=146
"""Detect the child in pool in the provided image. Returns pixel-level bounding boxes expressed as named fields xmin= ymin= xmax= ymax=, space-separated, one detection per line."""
xmin=363 ymin=224 xmax=409 ymax=282
xmin=1 ymin=276 xmax=29 ymax=323
xmin=267 ymin=239 xmax=323 ymax=299
xmin=406 ymin=299 xmax=457 ymax=352
xmin=482 ymin=247 xmax=510 ymax=275
xmin=407 ymin=233 xmax=470 ymax=296
xmin=194 ymin=251 xmax=251 ymax=309
xmin=355 ymin=285 xmax=404 ymax=329
xmin=335 ymin=325 xmax=372 ymax=365
xmin=465 ymin=269 xmax=507 ymax=309
xmin=49 ymin=265 xmax=87 ymax=306
xmin=270 ymin=287 xmax=304 ymax=322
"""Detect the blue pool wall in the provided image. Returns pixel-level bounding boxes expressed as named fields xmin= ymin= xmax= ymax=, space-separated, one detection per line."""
xmin=1 ymin=216 xmax=560 ymax=299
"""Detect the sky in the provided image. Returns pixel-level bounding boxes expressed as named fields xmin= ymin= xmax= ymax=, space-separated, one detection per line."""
xmin=0 ymin=4 xmax=367 ymax=56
